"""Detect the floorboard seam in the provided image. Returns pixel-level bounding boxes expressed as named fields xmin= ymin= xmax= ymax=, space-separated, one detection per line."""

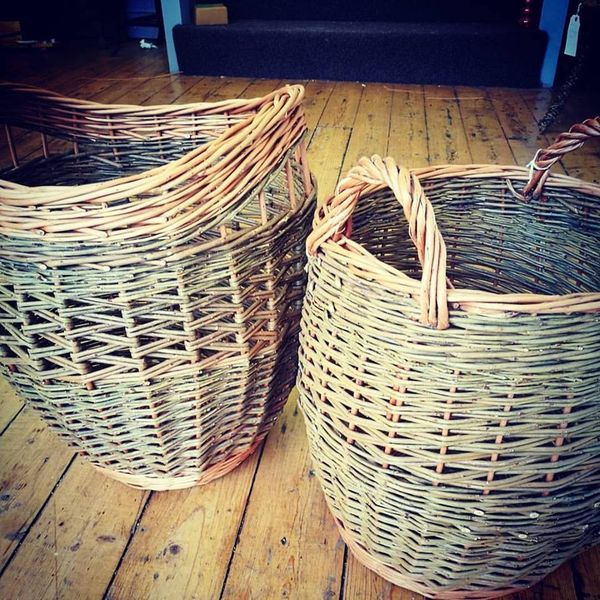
xmin=217 ymin=441 xmax=267 ymax=600
xmin=101 ymin=490 xmax=154 ymax=600
xmin=0 ymin=452 xmax=77 ymax=578
xmin=453 ymin=86 xmax=475 ymax=164
xmin=570 ymin=559 xmax=587 ymax=600
xmin=332 ymin=84 xmax=365 ymax=182
xmin=421 ymin=84 xmax=431 ymax=166
xmin=305 ymin=82 xmax=336 ymax=147
xmin=0 ymin=404 xmax=25 ymax=437
xmin=338 ymin=544 xmax=349 ymax=600
xmin=486 ymin=88 xmax=520 ymax=167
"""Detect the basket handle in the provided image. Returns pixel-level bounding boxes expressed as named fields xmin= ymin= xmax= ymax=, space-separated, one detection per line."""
xmin=307 ymin=155 xmax=449 ymax=329
xmin=522 ymin=116 xmax=600 ymax=198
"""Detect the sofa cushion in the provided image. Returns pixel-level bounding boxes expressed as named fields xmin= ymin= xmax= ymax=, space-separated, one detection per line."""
xmin=173 ymin=20 xmax=547 ymax=87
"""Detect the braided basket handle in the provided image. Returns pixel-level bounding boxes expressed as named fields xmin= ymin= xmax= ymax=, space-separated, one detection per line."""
xmin=308 ymin=156 xmax=449 ymax=329
xmin=522 ymin=116 xmax=600 ymax=198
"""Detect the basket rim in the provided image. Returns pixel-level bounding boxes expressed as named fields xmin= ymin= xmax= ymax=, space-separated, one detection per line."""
xmin=311 ymin=159 xmax=600 ymax=322
xmin=2 ymin=175 xmax=317 ymax=270
xmin=0 ymin=80 xmax=294 ymax=121
xmin=0 ymin=83 xmax=307 ymax=243
xmin=0 ymin=83 xmax=305 ymax=197
xmin=412 ymin=163 xmax=600 ymax=196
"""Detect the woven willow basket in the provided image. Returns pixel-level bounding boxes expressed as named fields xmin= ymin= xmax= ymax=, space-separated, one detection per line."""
xmin=298 ymin=119 xmax=600 ymax=598
xmin=0 ymin=82 xmax=316 ymax=490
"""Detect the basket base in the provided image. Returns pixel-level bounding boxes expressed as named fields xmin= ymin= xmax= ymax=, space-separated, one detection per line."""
xmin=92 ymin=441 xmax=262 ymax=491
xmin=335 ymin=518 xmax=527 ymax=600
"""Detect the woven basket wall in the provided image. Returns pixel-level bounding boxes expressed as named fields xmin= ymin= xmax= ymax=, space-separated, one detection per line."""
xmin=0 ymin=82 xmax=316 ymax=490
xmin=298 ymin=123 xmax=600 ymax=598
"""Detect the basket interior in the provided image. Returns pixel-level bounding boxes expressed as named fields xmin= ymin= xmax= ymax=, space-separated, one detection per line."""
xmin=352 ymin=178 xmax=600 ymax=295
xmin=1 ymin=145 xmax=192 ymax=186
xmin=0 ymin=113 xmax=251 ymax=187
xmin=0 ymin=107 xmax=309 ymax=245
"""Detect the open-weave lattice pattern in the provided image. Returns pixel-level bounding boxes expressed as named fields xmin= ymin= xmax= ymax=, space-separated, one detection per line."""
xmin=298 ymin=145 xmax=600 ymax=598
xmin=0 ymin=83 xmax=316 ymax=490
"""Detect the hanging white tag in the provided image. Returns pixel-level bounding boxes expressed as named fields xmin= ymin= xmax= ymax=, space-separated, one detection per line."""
xmin=564 ymin=14 xmax=580 ymax=57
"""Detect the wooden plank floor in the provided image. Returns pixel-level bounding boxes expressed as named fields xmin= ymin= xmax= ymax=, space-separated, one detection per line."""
xmin=0 ymin=42 xmax=599 ymax=600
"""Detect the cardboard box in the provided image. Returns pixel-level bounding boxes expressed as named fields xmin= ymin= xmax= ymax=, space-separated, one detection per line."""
xmin=0 ymin=21 xmax=21 ymax=38
xmin=194 ymin=4 xmax=228 ymax=26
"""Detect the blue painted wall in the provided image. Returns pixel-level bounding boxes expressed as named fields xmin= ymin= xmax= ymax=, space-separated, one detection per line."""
xmin=539 ymin=0 xmax=570 ymax=87
xmin=162 ymin=0 xmax=194 ymax=72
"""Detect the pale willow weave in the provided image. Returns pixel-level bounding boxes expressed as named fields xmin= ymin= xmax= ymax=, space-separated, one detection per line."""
xmin=299 ymin=119 xmax=600 ymax=599
xmin=0 ymin=83 xmax=316 ymax=490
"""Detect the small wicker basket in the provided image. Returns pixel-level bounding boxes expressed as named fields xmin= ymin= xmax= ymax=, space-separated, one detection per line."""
xmin=0 ymin=82 xmax=316 ymax=490
xmin=298 ymin=120 xmax=600 ymax=598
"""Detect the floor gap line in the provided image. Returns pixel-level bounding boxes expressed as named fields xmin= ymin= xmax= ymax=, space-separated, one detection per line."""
xmin=0 ymin=453 xmax=77 ymax=579
xmin=217 ymin=440 xmax=267 ymax=600
xmin=102 ymin=490 xmax=154 ymax=600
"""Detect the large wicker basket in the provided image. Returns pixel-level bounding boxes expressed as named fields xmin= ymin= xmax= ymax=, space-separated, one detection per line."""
xmin=0 ymin=82 xmax=316 ymax=490
xmin=298 ymin=120 xmax=600 ymax=598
